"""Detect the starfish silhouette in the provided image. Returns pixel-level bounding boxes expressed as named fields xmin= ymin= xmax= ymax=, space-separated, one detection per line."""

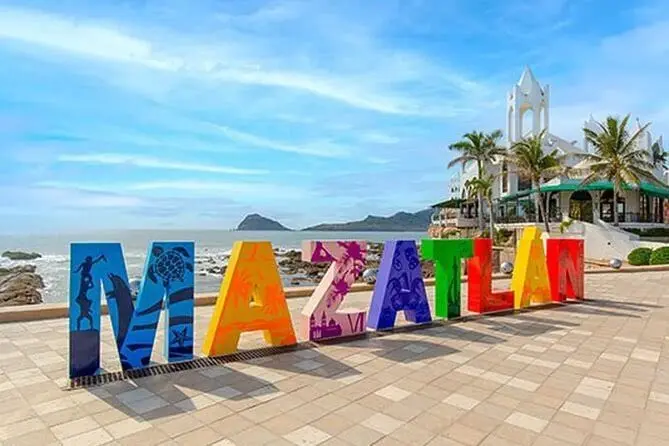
xmin=170 ymin=327 xmax=192 ymax=348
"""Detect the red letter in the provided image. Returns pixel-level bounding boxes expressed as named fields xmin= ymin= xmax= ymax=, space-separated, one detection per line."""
xmin=546 ymin=239 xmax=584 ymax=302
xmin=467 ymin=238 xmax=514 ymax=313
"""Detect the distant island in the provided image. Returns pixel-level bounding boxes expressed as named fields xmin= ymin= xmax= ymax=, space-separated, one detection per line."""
xmin=236 ymin=209 xmax=432 ymax=232
xmin=236 ymin=214 xmax=292 ymax=231
xmin=303 ymin=209 xmax=433 ymax=232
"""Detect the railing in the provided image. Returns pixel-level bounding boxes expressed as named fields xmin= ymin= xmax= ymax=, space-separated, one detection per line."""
xmin=495 ymin=213 xmax=563 ymax=224
xmin=605 ymin=212 xmax=666 ymax=224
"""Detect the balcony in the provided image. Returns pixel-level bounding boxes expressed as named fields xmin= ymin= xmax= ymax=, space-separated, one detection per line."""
xmin=495 ymin=213 xmax=564 ymax=225
xmin=431 ymin=211 xmax=478 ymax=228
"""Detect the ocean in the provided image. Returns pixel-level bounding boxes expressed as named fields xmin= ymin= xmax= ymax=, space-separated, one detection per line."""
xmin=0 ymin=230 xmax=427 ymax=303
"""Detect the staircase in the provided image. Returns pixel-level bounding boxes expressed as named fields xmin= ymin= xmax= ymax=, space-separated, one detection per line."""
xmin=559 ymin=219 xmax=667 ymax=261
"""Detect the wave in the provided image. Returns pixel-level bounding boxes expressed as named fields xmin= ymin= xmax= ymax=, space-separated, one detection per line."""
xmin=4 ymin=243 xmax=305 ymax=303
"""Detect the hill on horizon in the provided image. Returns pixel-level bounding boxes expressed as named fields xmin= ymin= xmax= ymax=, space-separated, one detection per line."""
xmin=235 ymin=209 xmax=433 ymax=232
xmin=236 ymin=214 xmax=292 ymax=231
xmin=301 ymin=209 xmax=432 ymax=232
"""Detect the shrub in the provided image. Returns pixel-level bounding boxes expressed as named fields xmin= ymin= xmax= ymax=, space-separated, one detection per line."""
xmin=494 ymin=228 xmax=513 ymax=245
xmin=650 ymin=246 xmax=669 ymax=265
xmin=559 ymin=219 xmax=574 ymax=234
xmin=627 ymin=247 xmax=652 ymax=266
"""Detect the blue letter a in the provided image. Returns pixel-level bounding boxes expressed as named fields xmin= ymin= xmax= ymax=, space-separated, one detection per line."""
xmin=367 ymin=240 xmax=432 ymax=331
xmin=69 ymin=242 xmax=195 ymax=378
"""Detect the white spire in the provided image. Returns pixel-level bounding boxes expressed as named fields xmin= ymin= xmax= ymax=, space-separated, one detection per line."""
xmin=517 ymin=66 xmax=543 ymax=95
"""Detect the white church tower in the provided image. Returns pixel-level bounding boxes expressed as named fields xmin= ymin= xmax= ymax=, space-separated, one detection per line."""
xmin=507 ymin=67 xmax=550 ymax=144
xmin=583 ymin=115 xmax=599 ymax=153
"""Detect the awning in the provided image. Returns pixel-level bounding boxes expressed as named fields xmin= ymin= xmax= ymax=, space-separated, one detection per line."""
xmin=499 ymin=178 xmax=669 ymax=202
xmin=431 ymin=198 xmax=465 ymax=209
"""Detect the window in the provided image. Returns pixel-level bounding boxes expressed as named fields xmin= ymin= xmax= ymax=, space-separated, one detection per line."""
xmin=518 ymin=175 xmax=532 ymax=191
xmin=641 ymin=193 xmax=649 ymax=222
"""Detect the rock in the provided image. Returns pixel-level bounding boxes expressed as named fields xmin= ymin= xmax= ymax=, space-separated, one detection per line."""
xmin=0 ymin=265 xmax=44 ymax=306
xmin=1 ymin=251 xmax=42 ymax=261
xmin=236 ymin=214 xmax=291 ymax=231
xmin=270 ymin=243 xmax=435 ymax=284
xmin=421 ymin=260 xmax=434 ymax=279
xmin=206 ymin=265 xmax=226 ymax=275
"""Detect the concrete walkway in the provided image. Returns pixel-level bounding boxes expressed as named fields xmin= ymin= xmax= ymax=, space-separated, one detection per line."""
xmin=0 ymin=273 xmax=668 ymax=445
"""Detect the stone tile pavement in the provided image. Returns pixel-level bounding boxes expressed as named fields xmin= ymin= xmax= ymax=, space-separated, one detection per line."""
xmin=0 ymin=272 xmax=668 ymax=445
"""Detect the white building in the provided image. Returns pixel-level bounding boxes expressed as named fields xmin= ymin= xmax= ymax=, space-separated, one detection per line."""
xmin=434 ymin=67 xmax=669 ymax=230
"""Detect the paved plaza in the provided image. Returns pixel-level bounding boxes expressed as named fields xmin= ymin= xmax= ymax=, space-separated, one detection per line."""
xmin=0 ymin=272 xmax=668 ymax=445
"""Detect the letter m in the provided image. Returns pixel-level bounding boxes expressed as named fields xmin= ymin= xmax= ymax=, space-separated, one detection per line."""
xmin=69 ymin=242 xmax=194 ymax=378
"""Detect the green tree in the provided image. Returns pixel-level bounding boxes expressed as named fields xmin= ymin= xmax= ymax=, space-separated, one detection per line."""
xmin=579 ymin=115 xmax=657 ymax=226
xmin=448 ymin=130 xmax=505 ymax=230
xmin=465 ymin=175 xmax=495 ymax=240
xmin=507 ymin=129 xmax=564 ymax=234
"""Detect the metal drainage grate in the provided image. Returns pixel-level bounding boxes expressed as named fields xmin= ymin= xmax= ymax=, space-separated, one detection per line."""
xmin=67 ymin=342 xmax=313 ymax=390
xmin=67 ymin=301 xmax=585 ymax=390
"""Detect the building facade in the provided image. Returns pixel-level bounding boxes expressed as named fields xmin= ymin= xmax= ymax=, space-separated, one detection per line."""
xmin=434 ymin=67 xmax=669 ymax=230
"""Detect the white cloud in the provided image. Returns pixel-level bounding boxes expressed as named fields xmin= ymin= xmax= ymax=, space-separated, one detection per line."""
xmin=27 ymin=183 xmax=145 ymax=208
xmin=208 ymin=124 xmax=351 ymax=158
xmin=56 ymin=153 xmax=267 ymax=175
xmin=126 ymin=180 xmax=308 ymax=199
xmin=359 ymin=131 xmax=400 ymax=145
xmin=0 ymin=6 xmax=491 ymax=118
xmin=35 ymin=179 xmax=309 ymax=200
xmin=367 ymin=157 xmax=392 ymax=165
xmin=0 ymin=7 xmax=173 ymax=68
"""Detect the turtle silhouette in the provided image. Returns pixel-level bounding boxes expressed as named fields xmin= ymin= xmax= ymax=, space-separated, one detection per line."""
xmin=147 ymin=245 xmax=194 ymax=288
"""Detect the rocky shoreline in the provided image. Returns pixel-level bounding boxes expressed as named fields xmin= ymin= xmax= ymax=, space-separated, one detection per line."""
xmin=0 ymin=265 xmax=44 ymax=306
xmin=0 ymin=244 xmax=437 ymax=306
xmin=196 ymin=243 xmax=435 ymax=287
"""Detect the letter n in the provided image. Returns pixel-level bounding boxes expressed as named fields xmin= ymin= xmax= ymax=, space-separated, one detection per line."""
xmin=69 ymin=242 xmax=195 ymax=378
xmin=367 ymin=240 xmax=431 ymax=330
xmin=468 ymin=238 xmax=514 ymax=313
xmin=511 ymin=227 xmax=551 ymax=308
xmin=420 ymin=239 xmax=473 ymax=319
xmin=546 ymin=238 xmax=584 ymax=302
xmin=202 ymin=241 xmax=296 ymax=356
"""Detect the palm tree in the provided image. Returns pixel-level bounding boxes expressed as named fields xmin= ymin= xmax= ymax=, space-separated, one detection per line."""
xmin=507 ymin=129 xmax=564 ymax=234
xmin=448 ymin=130 xmax=505 ymax=230
xmin=579 ymin=114 xmax=658 ymax=226
xmin=651 ymin=139 xmax=668 ymax=170
xmin=465 ymin=175 xmax=495 ymax=240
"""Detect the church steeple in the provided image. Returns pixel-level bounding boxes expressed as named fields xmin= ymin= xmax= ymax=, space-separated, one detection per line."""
xmin=517 ymin=66 xmax=544 ymax=95
xmin=507 ymin=67 xmax=550 ymax=143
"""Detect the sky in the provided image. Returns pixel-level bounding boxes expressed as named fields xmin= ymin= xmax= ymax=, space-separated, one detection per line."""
xmin=2 ymin=0 xmax=669 ymax=234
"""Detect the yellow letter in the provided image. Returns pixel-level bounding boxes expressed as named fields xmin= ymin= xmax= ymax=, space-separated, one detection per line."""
xmin=202 ymin=241 xmax=297 ymax=356
xmin=511 ymin=227 xmax=551 ymax=308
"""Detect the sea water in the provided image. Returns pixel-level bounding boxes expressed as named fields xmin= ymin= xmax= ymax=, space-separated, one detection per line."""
xmin=0 ymin=230 xmax=426 ymax=303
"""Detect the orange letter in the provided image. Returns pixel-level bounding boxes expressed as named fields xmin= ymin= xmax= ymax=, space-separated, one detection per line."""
xmin=202 ymin=241 xmax=296 ymax=356
xmin=511 ymin=227 xmax=551 ymax=308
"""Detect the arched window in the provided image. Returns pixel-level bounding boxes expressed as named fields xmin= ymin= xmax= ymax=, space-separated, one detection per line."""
xmin=522 ymin=108 xmax=534 ymax=137
xmin=569 ymin=190 xmax=593 ymax=223
xmin=501 ymin=162 xmax=508 ymax=193
xmin=600 ymin=189 xmax=625 ymax=222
